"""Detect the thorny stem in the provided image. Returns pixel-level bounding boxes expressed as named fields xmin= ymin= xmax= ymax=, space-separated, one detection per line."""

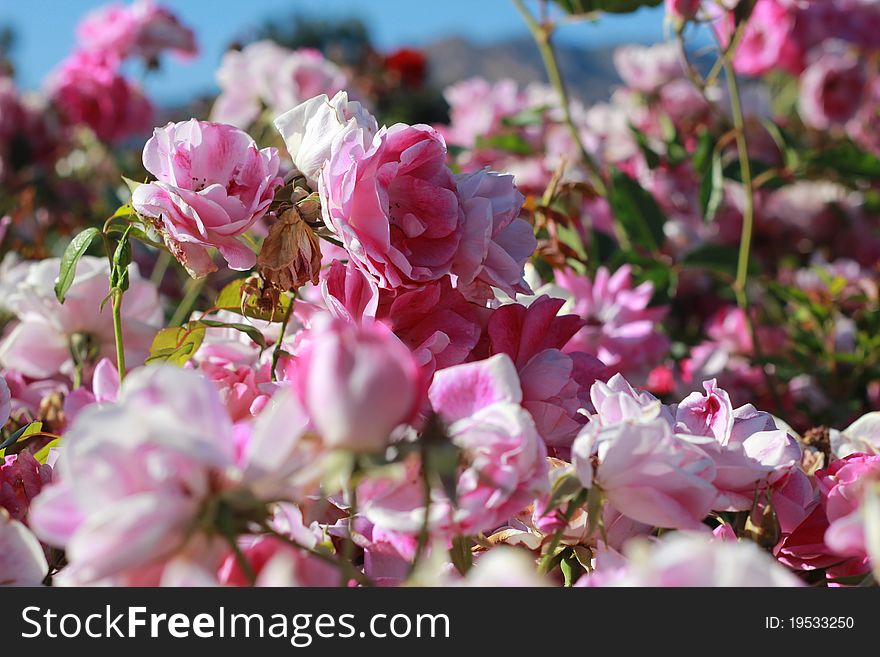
xmin=512 ymin=0 xmax=607 ymax=197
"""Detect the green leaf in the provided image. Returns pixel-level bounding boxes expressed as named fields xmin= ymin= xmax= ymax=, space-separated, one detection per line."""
xmin=699 ymin=147 xmax=724 ymax=223
xmin=121 ymin=176 xmax=143 ymax=197
xmin=629 ymin=124 xmax=660 ymax=169
xmin=55 ymin=227 xmax=102 ymax=304
xmin=545 ymin=472 xmax=587 ymax=514
xmin=194 ymin=319 xmax=267 ymax=350
xmin=34 ymin=438 xmax=60 ymax=465
xmin=110 ymin=202 xmax=135 ymax=220
xmin=553 ymin=0 xmax=661 ymax=14
xmin=501 ymin=106 xmax=550 ymax=127
xmin=449 ymin=535 xmax=473 ymax=576
xmin=682 ymin=244 xmax=756 ymax=278
xmin=146 ymin=324 xmax=206 ymax=366
xmin=807 ymin=142 xmax=880 ymax=179
xmin=608 ymin=168 xmax=666 ymax=252
xmin=475 ymin=132 xmax=534 ymax=156
xmin=0 ymin=421 xmax=43 ymax=456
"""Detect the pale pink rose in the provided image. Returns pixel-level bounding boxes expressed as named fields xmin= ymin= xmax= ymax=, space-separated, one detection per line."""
xmin=274 ymin=91 xmax=378 ymax=187
xmin=573 ymin=417 xmax=718 ymax=530
xmin=47 ymin=50 xmax=153 ymax=143
xmin=666 ymin=0 xmax=702 ymax=21
xmin=0 ymin=257 xmax=162 ymax=380
xmin=486 ymin=295 xmax=607 ymax=452
xmin=554 ymin=265 xmax=669 ymax=379
xmin=613 ymin=43 xmax=682 ymax=93
xmin=676 ymin=380 xmax=801 ymax=510
xmin=1 ymin=451 xmax=52 ymax=523
xmin=77 ymin=1 xmax=196 ymax=62
xmin=589 ymin=373 xmax=675 ymax=427
xmin=364 ymin=354 xmax=549 ymax=537
xmin=0 ymin=511 xmax=48 ymax=586
xmin=452 ymin=169 xmax=534 ymax=298
xmin=592 ymin=532 xmax=802 ymax=586
xmin=675 ymin=379 xmax=734 ymax=443
xmin=29 ymin=366 xmax=321 ymax=585
xmin=132 ymin=119 xmax=283 ymax=277
xmin=212 ymin=42 xmax=348 ymax=128
xmin=320 ymin=122 xmax=463 ymax=289
xmin=441 ymin=77 xmax=527 ymax=150
xmin=296 ymin=314 xmax=422 ymax=452
xmin=799 ymin=45 xmax=867 ymax=129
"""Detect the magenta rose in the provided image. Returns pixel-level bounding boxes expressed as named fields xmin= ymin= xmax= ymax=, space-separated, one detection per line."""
xmin=320 ymin=123 xmax=463 ymax=289
xmin=132 ymin=119 xmax=283 ymax=277
xmin=48 ymin=51 xmax=153 ymax=144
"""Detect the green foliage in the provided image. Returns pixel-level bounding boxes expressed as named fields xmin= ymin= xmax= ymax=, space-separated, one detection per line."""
xmin=608 ymin=168 xmax=667 ymax=253
xmin=55 ymin=228 xmax=101 ymax=303
xmin=553 ymin=0 xmax=662 ymax=14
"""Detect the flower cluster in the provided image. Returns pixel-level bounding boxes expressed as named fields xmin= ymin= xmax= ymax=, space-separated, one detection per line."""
xmin=2 ymin=0 xmax=880 ymax=589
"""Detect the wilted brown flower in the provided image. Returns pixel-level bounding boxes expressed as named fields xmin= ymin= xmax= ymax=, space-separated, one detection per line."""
xmin=257 ymin=204 xmax=323 ymax=291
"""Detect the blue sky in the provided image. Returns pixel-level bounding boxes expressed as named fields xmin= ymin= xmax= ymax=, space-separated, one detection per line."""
xmin=0 ymin=0 xmax=667 ymax=104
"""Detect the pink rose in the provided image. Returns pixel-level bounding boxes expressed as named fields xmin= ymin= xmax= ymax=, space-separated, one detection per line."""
xmin=364 ymin=354 xmax=548 ymax=537
xmin=128 ymin=0 xmax=197 ymax=60
xmin=819 ymin=453 xmax=880 ymax=562
xmin=555 ymin=265 xmax=669 ymax=379
xmin=76 ymin=1 xmax=196 ymax=63
xmin=676 ymin=380 xmax=801 ymax=510
xmin=452 ymin=169 xmax=535 ymax=298
xmin=132 ymin=119 xmax=283 ymax=277
xmin=29 ymin=366 xmax=321 ymax=585
xmin=725 ymin=0 xmax=805 ymax=76
xmin=296 ymin=315 xmax=423 ymax=452
xmin=486 ymin=295 xmax=607 ymax=452
xmin=47 ymin=51 xmax=153 ymax=144
xmin=799 ymin=46 xmax=867 ymax=129
xmin=320 ymin=123 xmax=463 ymax=289
xmin=573 ymin=416 xmax=718 ymax=530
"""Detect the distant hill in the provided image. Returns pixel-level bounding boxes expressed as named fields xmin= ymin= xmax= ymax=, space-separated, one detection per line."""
xmin=423 ymin=37 xmax=623 ymax=103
